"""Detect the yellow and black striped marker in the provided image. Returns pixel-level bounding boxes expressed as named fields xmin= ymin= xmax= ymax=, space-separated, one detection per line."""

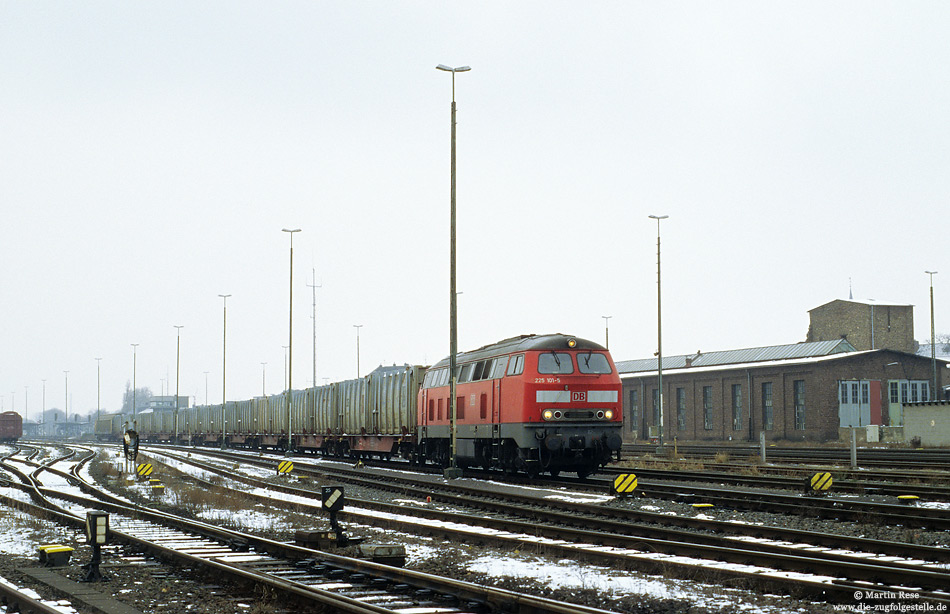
xmin=897 ymin=495 xmax=919 ymax=505
xmin=692 ymin=503 xmax=714 ymax=509
xmin=136 ymin=463 xmax=153 ymax=478
xmin=277 ymin=460 xmax=294 ymax=475
xmin=810 ymin=472 xmax=833 ymax=492
xmin=611 ymin=473 xmax=638 ymax=496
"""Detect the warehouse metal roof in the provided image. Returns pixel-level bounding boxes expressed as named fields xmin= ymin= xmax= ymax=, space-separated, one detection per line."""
xmin=615 ymin=339 xmax=857 ymax=374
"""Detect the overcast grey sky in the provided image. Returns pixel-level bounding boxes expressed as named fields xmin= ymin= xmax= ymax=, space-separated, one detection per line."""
xmin=1 ymin=2 xmax=947 ymax=417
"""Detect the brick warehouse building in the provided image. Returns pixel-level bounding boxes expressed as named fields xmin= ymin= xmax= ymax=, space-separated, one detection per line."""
xmin=617 ymin=341 xmax=945 ymax=443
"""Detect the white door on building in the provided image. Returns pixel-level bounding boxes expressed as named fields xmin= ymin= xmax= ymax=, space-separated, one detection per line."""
xmin=838 ymin=380 xmax=870 ymax=427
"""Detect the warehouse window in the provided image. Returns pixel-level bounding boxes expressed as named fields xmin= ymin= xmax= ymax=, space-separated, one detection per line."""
xmin=761 ymin=382 xmax=773 ymax=431
xmin=731 ymin=384 xmax=742 ymax=431
xmin=676 ymin=388 xmax=686 ymax=431
xmin=652 ymin=389 xmax=659 ymax=426
xmin=702 ymin=386 xmax=713 ymax=430
xmin=794 ymin=380 xmax=806 ymax=430
xmin=628 ymin=390 xmax=639 ymax=433
xmin=889 ymin=381 xmax=899 ymax=404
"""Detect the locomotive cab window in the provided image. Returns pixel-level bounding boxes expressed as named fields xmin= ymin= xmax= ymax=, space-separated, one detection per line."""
xmin=459 ymin=363 xmax=474 ymax=383
xmin=538 ymin=352 xmax=574 ymax=374
xmin=472 ymin=359 xmax=491 ymax=381
xmin=506 ymin=354 xmax=524 ymax=376
xmin=492 ymin=356 xmax=509 ymax=378
xmin=577 ymin=352 xmax=612 ymax=374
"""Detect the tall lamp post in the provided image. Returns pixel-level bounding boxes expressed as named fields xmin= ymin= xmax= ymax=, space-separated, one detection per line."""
xmin=282 ymin=228 xmax=301 ymax=455
xmin=95 ymin=358 xmax=102 ymax=425
xmin=353 ymin=325 xmax=363 ymax=376
xmin=649 ymin=214 xmax=669 ymax=447
xmin=41 ymin=379 xmax=46 ymax=437
xmin=261 ymin=362 xmax=267 ymax=397
xmin=130 ymin=344 xmax=138 ymax=427
xmin=925 ymin=271 xmax=938 ymax=399
xmin=63 ymin=370 xmax=69 ymax=426
xmin=218 ymin=295 xmax=231 ymax=449
xmin=174 ymin=325 xmax=184 ymax=443
xmin=308 ymin=270 xmax=320 ymax=387
xmin=437 ymin=62 xmax=470 ymax=479
xmin=602 ymin=315 xmax=612 ymax=350
xmin=282 ymin=346 xmax=289 ymax=389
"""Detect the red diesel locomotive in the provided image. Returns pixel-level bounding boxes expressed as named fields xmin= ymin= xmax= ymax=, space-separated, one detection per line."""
xmin=417 ymin=334 xmax=623 ymax=477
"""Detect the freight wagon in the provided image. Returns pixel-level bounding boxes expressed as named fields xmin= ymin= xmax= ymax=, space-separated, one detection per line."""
xmin=0 ymin=411 xmax=23 ymax=444
xmin=106 ymin=334 xmax=624 ymax=478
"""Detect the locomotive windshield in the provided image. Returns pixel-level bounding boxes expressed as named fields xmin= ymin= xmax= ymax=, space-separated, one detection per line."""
xmin=538 ymin=352 xmax=574 ymax=374
xmin=577 ymin=352 xmax=612 ymax=374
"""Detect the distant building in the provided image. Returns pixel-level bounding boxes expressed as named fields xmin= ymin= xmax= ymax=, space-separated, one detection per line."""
xmin=806 ymin=299 xmax=915 ymax=353
xmin=616 ymin=299 xmax=946 ymax=444
xmin=618 ymin=343 xmax=941 ymax=443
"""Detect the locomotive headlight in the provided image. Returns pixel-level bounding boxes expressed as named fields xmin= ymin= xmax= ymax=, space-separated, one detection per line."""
xmin=567 ymin=338 xmax=577 ymax=348
xmin=604 ymin=410 xmax=614 ymax=420
xmin=542 ymin=409 xmax=554 ymax=421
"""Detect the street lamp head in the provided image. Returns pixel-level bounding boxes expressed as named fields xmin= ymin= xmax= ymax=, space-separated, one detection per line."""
xmin=282 ymin=228 xmax=301 ymax=233
xmin=436 ymin=65 xmax=471 ymax=72
xmin=925 ymin=270 xmax=938 ymax=275
xmin=648 ymin=215 xmax=669 ymax=220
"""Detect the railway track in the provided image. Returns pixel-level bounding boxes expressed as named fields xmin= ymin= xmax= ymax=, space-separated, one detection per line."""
xmin=622 ymin=443 xmax=950 ymax=471
xmin=0 ymin=444 xmax=620 ymax=614
xmin=602 ymin=465 xmax=950 ymax=500
xmin=135 ymin=445 xmax=950 ymax=606
xmin=260 ymin=444 xmax=950 ymax=530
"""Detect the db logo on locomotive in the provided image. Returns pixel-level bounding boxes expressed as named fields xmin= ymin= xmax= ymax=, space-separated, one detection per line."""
xmin=571 ymin=391 xmax=587 ymax=402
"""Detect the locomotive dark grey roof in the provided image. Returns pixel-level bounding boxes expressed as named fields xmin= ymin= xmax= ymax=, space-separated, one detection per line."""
xmin=430 ymin=334 xmax=606 ymax=369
